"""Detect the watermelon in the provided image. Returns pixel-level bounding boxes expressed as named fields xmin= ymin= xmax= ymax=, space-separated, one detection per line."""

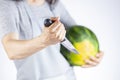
xmin=60 ymin=25 xmax=99 ymax=66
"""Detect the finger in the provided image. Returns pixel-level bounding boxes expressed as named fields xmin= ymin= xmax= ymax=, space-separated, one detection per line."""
xmin=58 ymin=29 xmax=66 ymax=41
xmin=81 ymin=64 xmax=94 ymax=68
xmin=50 ymin=17 xmax=60 ymax=21
xmin=61 ymin=30 xmax=66 ymax=41
xmin=49 ymin=21 xmax=61 ymax=32
xmin=97 ymin=53 xmax=104 ymax=63
xmin=58 ymin=24 xmax=66 ymax=41
xmin=85 ymin=59 xmax=97 ymax=66
xmin=96 ymin=51 xmax=104 ymax=58
xmin=61 ymin=24 xmax=66 ymax=40
xmin=51 ymin=23 xmax=61 ymax=33
xmin=50 ymin=17 xmax=57 ymax=20
xmin=90 ymin=56 xmax=100 ymax=63
xmin=55 ymin=24 xmax=63 ymax=37
xmin=54 ymin=23 xmax=65 ymax=36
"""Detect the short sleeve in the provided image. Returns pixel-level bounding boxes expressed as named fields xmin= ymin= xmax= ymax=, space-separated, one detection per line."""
xmin=0 ymin=1 xmax=18 ymax=40
xmin=52 ymin=0 xmax=77 ymax=28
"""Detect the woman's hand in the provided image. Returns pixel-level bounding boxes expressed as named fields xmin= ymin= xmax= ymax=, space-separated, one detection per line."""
xmin=40 ymin=17 xmax=66 ymax=46
xmin=81 ymin=51 xmax=104 ymax=68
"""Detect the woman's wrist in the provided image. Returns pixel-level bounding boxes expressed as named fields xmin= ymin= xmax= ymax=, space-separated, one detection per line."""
xmin=30 ymin=35 xmax=48 ymax=51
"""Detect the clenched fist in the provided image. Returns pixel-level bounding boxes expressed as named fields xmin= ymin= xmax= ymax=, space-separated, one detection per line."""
xmin=40 ymin=17 xmax=66 ymax=46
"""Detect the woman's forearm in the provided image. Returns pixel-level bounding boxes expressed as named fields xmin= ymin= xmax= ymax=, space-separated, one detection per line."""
xmin=2 ymin=18 xmax=66 ymax=60
xmin=2 ymin=34 xmax=47 ymax=60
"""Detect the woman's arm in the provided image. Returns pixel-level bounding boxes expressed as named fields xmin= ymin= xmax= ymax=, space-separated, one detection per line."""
xmin=2 ymin=18 xmax=66 ymax=60
xmin=0 ymin=1 xmax=66 ymax=60
xmin=53 ymin=0 xmax=104 ymax=67
xmin=2 ymin=33 xmax=46 ymax=60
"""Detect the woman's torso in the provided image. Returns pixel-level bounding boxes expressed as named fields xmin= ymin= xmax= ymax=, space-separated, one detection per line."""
xmin=5 ymin=0 xmax=76 ymax=80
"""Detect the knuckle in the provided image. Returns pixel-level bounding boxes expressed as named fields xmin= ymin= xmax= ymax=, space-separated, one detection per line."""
xmin=49 ymin=29 xmax=54 ymax=33
xmin=55 ymin=20 xmax=59 ymax=24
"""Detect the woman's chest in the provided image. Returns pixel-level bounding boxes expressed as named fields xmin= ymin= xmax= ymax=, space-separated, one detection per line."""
xmin=16 ymin=2 xmax=55 ymax=40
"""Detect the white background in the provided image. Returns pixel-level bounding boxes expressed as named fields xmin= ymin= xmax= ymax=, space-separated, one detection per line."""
xmin=0 ymin=0 xmax=120 ymax=80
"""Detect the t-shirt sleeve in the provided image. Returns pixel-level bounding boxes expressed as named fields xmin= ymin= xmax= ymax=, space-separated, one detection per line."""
xmin=0 ymin=2 xmax=18 ymax=40
xmin=52 ymin=0 xmax=77 ymax=28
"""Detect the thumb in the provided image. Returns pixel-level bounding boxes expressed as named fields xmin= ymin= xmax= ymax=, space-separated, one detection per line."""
xmin=51 ymin=17 xmax=60 ymax=21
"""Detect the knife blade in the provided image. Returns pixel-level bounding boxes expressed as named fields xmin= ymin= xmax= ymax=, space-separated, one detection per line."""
xmin=61 ymin=38 xmax=79 ymax=54
xmin=44 ymin=19 xmax=79 ymax=54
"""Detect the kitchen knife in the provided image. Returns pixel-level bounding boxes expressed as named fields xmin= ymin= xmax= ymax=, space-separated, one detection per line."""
xmin=44 ymin=19 xmax=79 ymax=54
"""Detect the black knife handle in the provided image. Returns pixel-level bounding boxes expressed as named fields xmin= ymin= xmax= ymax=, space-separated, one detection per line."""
xmin=44 ymin=19 xmax=55 ymax=27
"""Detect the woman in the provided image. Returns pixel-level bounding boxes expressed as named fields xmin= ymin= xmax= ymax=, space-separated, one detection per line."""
xmin=0 ymin=0 xmax=104 ymax=80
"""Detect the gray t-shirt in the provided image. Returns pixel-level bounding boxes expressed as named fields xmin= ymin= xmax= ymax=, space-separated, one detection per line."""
xmin=0 ymin=0 xmax=76 ymax=80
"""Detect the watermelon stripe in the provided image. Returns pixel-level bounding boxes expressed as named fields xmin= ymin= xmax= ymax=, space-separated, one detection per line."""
xmin=60 ymin=25 xmax=99 ymax=66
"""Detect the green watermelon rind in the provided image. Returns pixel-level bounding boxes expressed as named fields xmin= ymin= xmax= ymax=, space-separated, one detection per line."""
xmin=60 ymin=25 xmax=100 ymax=66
